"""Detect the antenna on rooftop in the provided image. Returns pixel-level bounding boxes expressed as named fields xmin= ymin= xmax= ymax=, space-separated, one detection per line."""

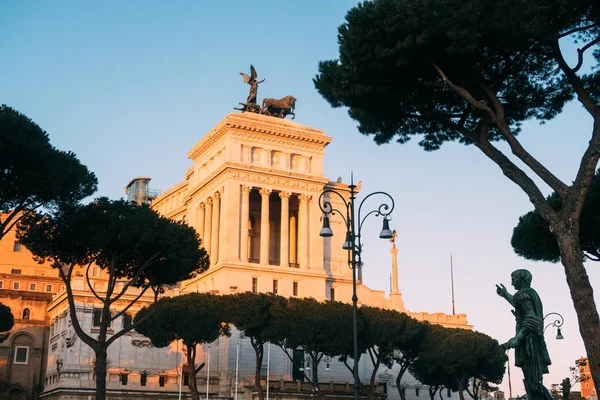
xmin=450 ymin=253 xmax=456 ymax=315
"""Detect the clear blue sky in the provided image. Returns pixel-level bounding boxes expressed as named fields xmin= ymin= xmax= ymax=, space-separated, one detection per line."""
xmin=2 ymin=1 xmax=598 ymax=395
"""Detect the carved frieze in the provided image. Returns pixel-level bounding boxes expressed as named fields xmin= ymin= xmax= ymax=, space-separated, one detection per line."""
xmin=131 ymin=339 xmax=154 ymax=348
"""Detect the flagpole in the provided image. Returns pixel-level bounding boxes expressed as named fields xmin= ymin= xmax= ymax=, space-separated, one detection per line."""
xmin=235 ymin=342 xmax=240 ymax=400
xmin=266 ymin=342 xmax=271 ymax=400
xmin=206 ymin=345 xmax=211 ymax=400
xmin=178 ymin=340 xmax=183 ymax=400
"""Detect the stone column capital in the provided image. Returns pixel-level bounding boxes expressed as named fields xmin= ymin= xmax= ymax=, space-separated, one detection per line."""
xmin=241 ymin=185 xmax=252 ymax=194
xmin=278 ymin=191 xmax=292 ymax=200
xmin=206 ymin=197 xmax=213 ymax=205
xmin=198 ymin=202 xmax=205 ymax=209
xmin=259 ymin=188 xmax=272 ymax=197
xmin=298 ymin=194 xmax=311 ymax=203
xmin=213 ymin=191 xmax=221 ymax=200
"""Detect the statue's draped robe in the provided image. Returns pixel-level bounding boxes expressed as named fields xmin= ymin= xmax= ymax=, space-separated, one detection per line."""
xmin=513 ymin=287 xmax=551 ymax=394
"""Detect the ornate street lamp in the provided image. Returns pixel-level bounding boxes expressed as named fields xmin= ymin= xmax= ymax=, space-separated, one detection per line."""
xmin=318 ymin=174 xmax=395 ymax=400
xmin=543 ymin=312 xmax=565 ymax=340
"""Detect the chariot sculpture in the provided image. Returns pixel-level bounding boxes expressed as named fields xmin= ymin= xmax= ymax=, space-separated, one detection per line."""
xmin=234 ymin=64 xmax=296 ymax=119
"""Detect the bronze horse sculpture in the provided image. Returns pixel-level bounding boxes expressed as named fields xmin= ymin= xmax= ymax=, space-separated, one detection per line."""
xmin=261 ymin=95 xmax=296 ymax=119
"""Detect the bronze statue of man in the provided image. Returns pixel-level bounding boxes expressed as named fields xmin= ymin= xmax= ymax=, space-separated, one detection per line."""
xmin=496 ymin=269 xmax=552 ymax=400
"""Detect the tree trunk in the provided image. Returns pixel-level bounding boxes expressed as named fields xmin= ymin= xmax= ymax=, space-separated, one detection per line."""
xmin=396 ymin=367 xmax=406 ymax=400
xmin=252 ymin=341 xmax=264 ymax=400
xmin=94 ymin=347 xmax=108 ymax=400
xmin=554 ymin=226 xmax=600 ymax=397
xmin=457 ymin=379 xmax=465 ymax=400
xmin=187 ymin=344 xmax=200 ymax=400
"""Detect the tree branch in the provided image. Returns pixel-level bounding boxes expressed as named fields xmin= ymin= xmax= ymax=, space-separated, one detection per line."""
xmin=551 ymin=41 xmax=597 ymax=116
xmin=85 ymin=261 xmax=105 ymax=303
xmin=562 ymin=118 xmax=600 ymax=220
xmin=56 ymin=261 xmax=98 ymax=351
xmin=479 ymin=82 xmax=569 ymax=196
xmin=572 ymin=37 xmax=600 ymax=73
xmin=106 ymin=288 xmax=159 ymax=347
xmin=109 ymin=252 xmax=162 ymax=305
xmin=559 ymin=22 xmax=600 ymax=39
xmin=109 ymin=285 xmax=150 ymax=322
xmin=431 ymin=62 xmax=497 ymax=121
xmin=440 ymin=119 xmax=557 ymax=220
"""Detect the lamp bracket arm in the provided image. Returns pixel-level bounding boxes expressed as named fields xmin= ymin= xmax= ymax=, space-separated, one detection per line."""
xmin=356 ymin=191 xmax=395 ymax=228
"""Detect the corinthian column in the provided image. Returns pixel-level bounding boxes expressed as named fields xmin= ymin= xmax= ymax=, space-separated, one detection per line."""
xmin=259 ymin=188 xmax=272 ymax=265
xmin=196 ymin=203 xmax=205 ymax=242
xmin=298 ymin=194 xmax=310 ymax=269
xmin=204 ymin=198 xmax=213 ymax=256
xmin=211 ymin=191 xmax=221 ymax=263
xmin=289 ymin=213 xmax=297 ymax=264
xmin=279 ymin=191 xmax=291 ymax=268
xmin=240 ymin=185 xmax=251 ymax=263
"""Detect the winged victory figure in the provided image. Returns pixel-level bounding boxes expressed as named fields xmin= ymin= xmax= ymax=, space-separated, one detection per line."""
xmin=239 ymin=64 xmax=265 ymax=106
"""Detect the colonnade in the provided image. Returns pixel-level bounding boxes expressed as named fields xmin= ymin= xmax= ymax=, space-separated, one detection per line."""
xmin=193 ymin=185 xmax=311 ymax=268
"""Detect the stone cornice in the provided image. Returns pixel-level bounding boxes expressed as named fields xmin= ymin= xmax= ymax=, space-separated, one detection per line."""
xmin=187 ymin=113 xmax=332 ymax=161
xmin=180 ymin=262 xmax=330 ymax=292
xmin=152 ymin=180 xmax=188 ymax=207
xmin=185 ymin=163 xmax=330 ymax=202
xmin=0 ymin=289 xmax=54 ymax=302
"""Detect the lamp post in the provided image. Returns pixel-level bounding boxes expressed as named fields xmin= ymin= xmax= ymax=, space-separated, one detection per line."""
xmin=543 ymin=312 xmax=565 ymax=340
xmin=318 ymin=174 xmax=395 ymax=400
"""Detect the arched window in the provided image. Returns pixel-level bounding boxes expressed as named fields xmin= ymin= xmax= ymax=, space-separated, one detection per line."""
xmin=22 ymin=308 xmax=30 ymax=320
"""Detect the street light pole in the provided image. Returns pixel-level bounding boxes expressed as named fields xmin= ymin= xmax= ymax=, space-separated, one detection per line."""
xmin=318 ymin=173 xmax=395 ymax=400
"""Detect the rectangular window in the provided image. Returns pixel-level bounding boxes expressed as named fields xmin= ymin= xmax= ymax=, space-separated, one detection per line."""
xmin=91 ymin=267 xmax=99 ymax=277
xmin=45 ymin=284 xmax=53 ymax=292
xmin=123 ymin=314 xmax=133 ymax=330
xmin=13 ymin=241 xmax=23 ymax=252
xmin=29 ymin=283 xmax=37 ymax=291
xmin=330 ymin=288 xmax=335 ymax=302
xmin=252 ymin=278 xmax=258 ymax=293
xmin=293 ymin=282 xmax=298 ymax=296
xmin=0 ymin=281 xmax=3 ymax=289
xmin=183 ymin=372 xmax=189 ymax=386
xmin=141 ymin=373 xmax=147 ymax=386
xmin=120 ymin=374 xmax=128 ymax=385
xmin=272 ymin=280 xmax=278 ymax=294
xmin=93 ymin=309 xmax=102 ymax=327
xmin=14 ymin=346 xmax=29 ymax=364
xmin=447 ymin=388 xmax=452 ymax=398
xmin=159 ymin=376 xmax=166 ymax=387
xmin=13 ymin=282 xmax=20 ymax=290
xmin=11 ymin=269 xmax=22 ymax=275
xmin=416 ymin=388 xmax=420 ymax=397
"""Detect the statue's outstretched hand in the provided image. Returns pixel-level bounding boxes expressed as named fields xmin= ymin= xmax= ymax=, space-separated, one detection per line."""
xmin=502 ymin=337 xmax=519 ymax=350
xmin=496 ymin=283 xmax=508 ymax=298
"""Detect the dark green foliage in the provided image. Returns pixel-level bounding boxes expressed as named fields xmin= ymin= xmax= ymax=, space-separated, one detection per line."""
xmin=0 ymin=105 xmax=97 ymax=240
xmin=269 ymin=297 xmax=355 ymax=391
xmin=390 ymin=316 xmax=430 ymax=400
xmin=221 ymin=292 xmax=286 ymax=400
xmin=315 ymin=0 xmax=597 ymax=150
xmin=512 ymin=169 xmax=600 ymax=262
xmin=360 ymin=307 xmax=424 ymax=398
xmin=411 ymin=327 xmax=506 ymax=400
xmin=136 ymin=293 xmax=230 ymax=400
xmin=0 ymin=303 xmax=14 ymax=333
xmin=278 ymin=298 xmax=355 ymax=358
xmin=136 ymin=293 xmax=229 ymax=348
xmin=18 ymin=198 xmax=208 ymax=288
